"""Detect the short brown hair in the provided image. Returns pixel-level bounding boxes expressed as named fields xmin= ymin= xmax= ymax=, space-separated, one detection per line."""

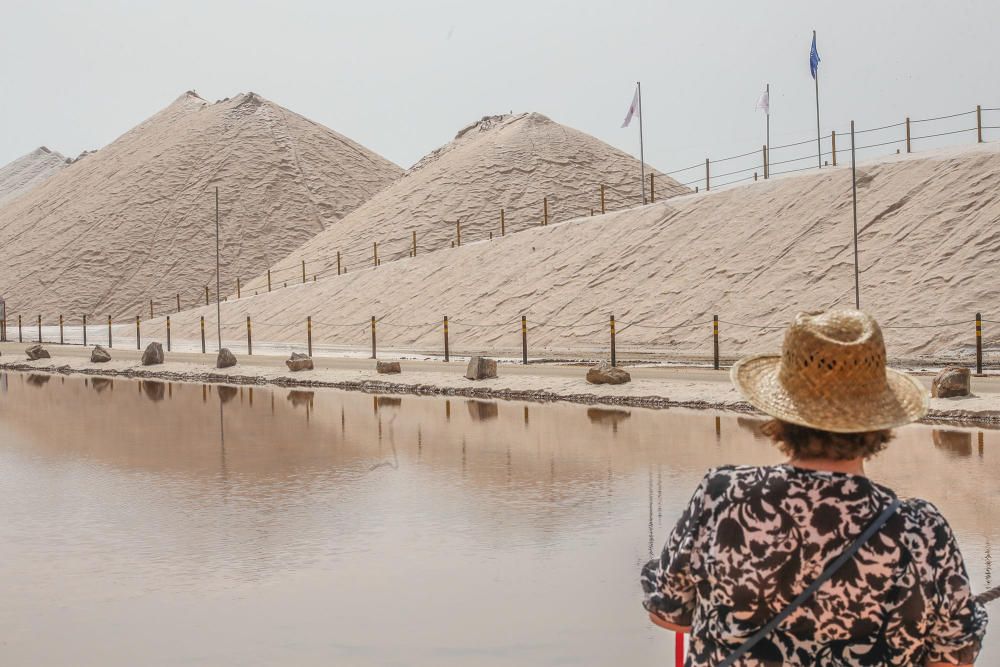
xmin=761 ymin=419 xmax=893 ymax=461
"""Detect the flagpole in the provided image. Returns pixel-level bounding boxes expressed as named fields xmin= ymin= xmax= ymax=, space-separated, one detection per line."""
xmin=813 ymin=31 xmax=821 ymax=169
xmin=637 ymin=81 xmax=646 ymax=204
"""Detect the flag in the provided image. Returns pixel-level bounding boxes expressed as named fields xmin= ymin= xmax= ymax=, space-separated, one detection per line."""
xmin=621 ymin=85 xmax=640 ymax=128
xmin=809 ymin=33 xmax=821 ymax=79
xmin=756 ymin=87 xmax=769 ymax=115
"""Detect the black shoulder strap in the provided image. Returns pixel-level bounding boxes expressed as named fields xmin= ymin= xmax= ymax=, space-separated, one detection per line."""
xmin=718 ymin=498 xmax=901 ymax=667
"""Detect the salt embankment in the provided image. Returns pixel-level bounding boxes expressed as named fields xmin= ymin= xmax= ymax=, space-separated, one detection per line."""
xmin=0 ymin=146 xmax=68 ymax=206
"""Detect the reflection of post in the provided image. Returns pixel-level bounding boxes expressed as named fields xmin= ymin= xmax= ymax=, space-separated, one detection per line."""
xmin=715 ymin=415 xmax=721 ymax=443
xmin=979 ymin=431 xmax=985 ymax=457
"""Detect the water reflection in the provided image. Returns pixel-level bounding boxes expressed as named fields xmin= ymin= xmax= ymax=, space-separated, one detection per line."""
xmin=140 ymin=379 xmax=166 ymax=402
xmin=25 ymin=373 xmax=50 ymax=387
xmin=0 ymin=371 xmax=995 ymax=666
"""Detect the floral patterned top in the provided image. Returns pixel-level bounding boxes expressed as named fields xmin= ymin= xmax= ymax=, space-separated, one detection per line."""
xmin=641 ymin=465 xmax=988 ymax=666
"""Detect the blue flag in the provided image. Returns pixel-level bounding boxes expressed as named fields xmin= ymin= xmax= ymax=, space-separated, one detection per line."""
xmin=810 ymin=33 xmax=821 ymax=79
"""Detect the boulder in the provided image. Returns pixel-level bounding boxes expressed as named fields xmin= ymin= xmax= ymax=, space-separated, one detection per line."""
xmin=586 ymin=361 xmax=631 ymax=385
xmin=90 ymin=345 xmax=112 ymax=363
xmin=25 ymin=344 xmax=50 ymax=360
xmin=286 ymin=352 xmax=314 ymax=372
xmin=216 ymin=348 xmax=237 ymax=368
xmin=931 ymin=366 xmax=971 ymax=398
xmin=141 ymin=342 xmax=164 ymax=366
xmin=376 ymin=360 xmax=401 ymax=374
xmin=465 ymin=356 xmax=497 ymax=380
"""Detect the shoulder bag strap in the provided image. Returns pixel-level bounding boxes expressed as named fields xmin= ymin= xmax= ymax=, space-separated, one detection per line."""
xmin=718 ymin=498 xmax=901 ymax=667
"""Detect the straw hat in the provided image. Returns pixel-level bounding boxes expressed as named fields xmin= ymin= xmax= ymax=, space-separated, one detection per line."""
xmin=730 ymin=310 xmax=928 ymax=433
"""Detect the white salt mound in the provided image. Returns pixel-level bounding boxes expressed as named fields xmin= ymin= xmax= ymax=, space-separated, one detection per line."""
xmin=242 ymin=112 xmax=687 ymax=291
xmin=160 ymin=142 xmax=1000 ymax=361
xmin=0 ymin=146 xmax=68 ymax=207
xmin=0 ymin=91 xmax=402 ymax=318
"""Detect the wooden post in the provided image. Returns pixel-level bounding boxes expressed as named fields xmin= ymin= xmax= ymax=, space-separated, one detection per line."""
xmin=976 ymin=312 xmax=983 ymax=375
xmin=18 ymin=315 xmax=23 ymax=343
xmin=247 ymin=316 xmax=252 ymax=355
xmin=500 ymin=208 xmax=506 ymax=236
xmin=267 ymin=270 xmax=272 ymax=292
xmin=521 ymin=315 xmax=528 ymax=365
xmin=713 ymin=315 xmax=720 ymax=370
xmin=543 ymin=197 xmax=548 ymax=225
xmin=763 ymin=145 xmax=768 ymax=178
xmin=200 ymin=316 xmax=205 ymax=353
xmin=831 ymin=131 xmax=837 ymax=167
xmin=370 ymin=316 xmax=377 ymax=359
xmin=83 ymin=314 xmax=87 ymax=347
xmin=149 ymin=299 xmax=153 ymax=319
xmin=107 ymin=315 xmax=111 ymax=348
xmin=650 ymin=173 xmax=655 ymax=202
xmin=905 ymin=117 xmax=911 ymax=153
xmin=300 ymin=260 xmax=305 ymax=283
xmin=59 ymin=314 xmax=64 ymax=345
xmin=977 ymin=105 xmax=983 ymax=143
xmin=373 ymin=242 xmax=378 ymax=266
xmin=37 ymin=315 xmax=41 ymax=343
xmin=600 ymin=185 xmax=606 ymax=214
xmin=456 ymin=221 xmax=461 ymax=247
xmin=236 ymin=277 xmax=241 ymax=299
xmin=754 ymin=172 xmax=758 ymax=181
xmin=443 ymin=316 xmax=449 ymax=362
xmin=307 ymin=316 xmax=313 ymax=357
xmin=204 ymin=285 xmax=209 ymax=305
xmin=610 ymin=314 xmax=616 ymax=367
xmin=412 ymin=230 xmax=417 ymax=257
xmin=135 ymin=315 xmax=141 ymax=350
xmin=166 ymin=315 xmax=171 ymax=351
xmin=705 ymin=159 xmax=710 ymax=191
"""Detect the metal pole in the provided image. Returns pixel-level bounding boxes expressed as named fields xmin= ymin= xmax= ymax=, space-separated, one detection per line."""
xmin=705 ymin=159 xmax=710 ymax=191
xmin=443 ymin=316 xmax=449 ymax=362
xmin=905 ymin=117 xmax=911 ymax=153
xmin=637 ymin=81 xmax=646 ymax=204
xmin=977 ymin=105 xmax=983 ymax=143
xmin=521 ymin=315 xmax=528 ymax=365
xmin=814 ymin=32 xmax=822 ymax=169
xmin=215 ymin=187 xmax=222 ymax=351
xmin=976 ymin=313 xmax=982 ymax=375
xmin=851 ymin=120 xmax=860 ymax=309
xmin=831 ymin=131 xmax=837 ymax=167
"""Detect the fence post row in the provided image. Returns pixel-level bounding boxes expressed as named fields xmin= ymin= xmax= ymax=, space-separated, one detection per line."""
xmin=136 ymin=315 xmax=141 ymax=350
xmin=443 ymin=316 xmax=449 ymax=362
xmin=200 ymin=316 xmax=205 ymax=353
xmin=521 ymin=315 xmax=528 ymax=365
xmin=307 ymin=315 xmax=313 ymax=357
xmin=166 ymin=315 xmax=171 ymax=351
xmin=247 ymin=316 xmax=252 ymax=355
xmin=610 ymin=314 xmax=616 ymax=367
xmin=370 ymin=316 xmax=377 ymax=360
xmin=976 ymin=312 xmax=982 ymax=375
xmin=713 ymin=315 xmax=720 ymax=370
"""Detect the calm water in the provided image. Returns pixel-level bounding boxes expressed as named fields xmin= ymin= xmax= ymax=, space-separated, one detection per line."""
xmin=0 ymin=371 xmax=995 ymax=666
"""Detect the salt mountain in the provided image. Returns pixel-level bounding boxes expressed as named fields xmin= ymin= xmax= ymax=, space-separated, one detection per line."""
xmin=0 ymin=146 xmax=69 ymax=207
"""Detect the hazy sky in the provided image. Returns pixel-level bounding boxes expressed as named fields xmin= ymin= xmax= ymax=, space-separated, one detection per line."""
xmin=2 ymin=0 xmax=997 ymax=183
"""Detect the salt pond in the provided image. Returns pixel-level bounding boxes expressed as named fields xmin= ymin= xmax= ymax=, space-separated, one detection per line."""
xmin=0 ymin=371 xmax=995 ymax=665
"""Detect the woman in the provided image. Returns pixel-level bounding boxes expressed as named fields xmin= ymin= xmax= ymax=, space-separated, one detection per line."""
xmin=641 ymin=310 xmax=988 ymax=665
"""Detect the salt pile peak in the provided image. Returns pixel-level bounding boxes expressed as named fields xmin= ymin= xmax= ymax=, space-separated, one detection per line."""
xmin=0 ymin=90 xmax=402 ymax=318
xmin=242 ymin=111 xmax=686 ymax=291
xmin=0 ymin=146 xmax=69 ymax=206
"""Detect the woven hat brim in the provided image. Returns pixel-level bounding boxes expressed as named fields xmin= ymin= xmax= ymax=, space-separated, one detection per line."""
xmin=730 ymin=355 xmax=929 ymax=433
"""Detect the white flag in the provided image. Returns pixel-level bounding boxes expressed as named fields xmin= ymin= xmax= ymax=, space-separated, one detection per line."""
xmin=756 ymin=87 xmax=769 ymax=115
xmin=621 ymin=86 xmax=640 ymax=128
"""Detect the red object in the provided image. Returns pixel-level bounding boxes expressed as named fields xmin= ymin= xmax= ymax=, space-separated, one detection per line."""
xmin=675 ymin=632 xmax=685 ymax=666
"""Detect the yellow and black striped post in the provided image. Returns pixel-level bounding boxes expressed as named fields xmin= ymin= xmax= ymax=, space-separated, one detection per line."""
xmin=370 ymin=316 xmax=377 ymax=360
xmin=976 ymin=312 xmax=982 ymax=375
xmin=246 ymin=315 xmax=252 ymax=355
xmin=166 ymin=315 xmax=171 ymax=351
xmin=37 ymin=314 xmax=41 ymax=343
xmin=307 ymin=316 xmax=313 ymax=357
xmin=301 ymin=260 xmax=306 ymax=284
xmin=500 ymin=208 xmax=506 ymax=236
xmin=713 ymin=315 xmax=720 ymax=370
xmin=521 ymin=315 xmax=528 ymax=365
xmin=59 ymin=315 xmax=64 ymax=345
xmin=107 ymin=315 xmax=112 ymax=348
xmin=443 ymin=316 xmax=449 ymax=362
xmin=267 ymin=269 xmax=272 ymax=292
xmin=543 ymin=197 xmax=549 ymax=226
xmin=600 ymin=185 xmax=606 ymax=214
xmin=135 ymin=315 xmax=141 ymax=350
xmin=610 ymin=314 xmax=616 ymax=367
xmin=83 ymin=314 xmax=87 ymax=347
xmin=200 ymin=316 xmax=206 ymax=354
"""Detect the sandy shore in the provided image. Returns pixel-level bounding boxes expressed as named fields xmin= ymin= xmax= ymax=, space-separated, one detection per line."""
xmin=2 ymin=342 xmax=997 ymax=426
